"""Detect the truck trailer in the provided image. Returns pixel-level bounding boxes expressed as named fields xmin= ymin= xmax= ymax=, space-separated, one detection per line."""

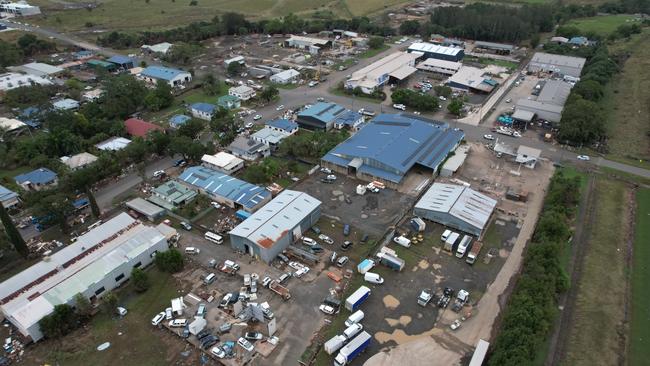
xmin=443 ymin=232 xmax=460 ymax=252
xmin=455 ymin=235 xmax=473 ymax=258
xmin=324 ymin=335 xmax=347 ymax=355
xmin=466 ymin=241 xmax=483 ymax=264
xmin=334 ymin=331 xmax=371 ymax=365
xmin=345 ymin=286 xmax=371 ymax=312
xmin=377 ymin=252 xmax=405 ymax=271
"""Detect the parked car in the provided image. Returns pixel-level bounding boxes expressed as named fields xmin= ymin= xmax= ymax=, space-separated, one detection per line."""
xmin=483 ymin=134 xmax=494 ymax=140
xmin=288 ymin=261 xmax=303 ymax=270
xmin=174 ymin=159 xmax=187 ymax=167
xmin=318 ymin=234 xmax=334 ymax=245
xmin=245 ymin=122 xmax=254 ymax=129
xmin=294 ymin=266 xmax=310 ymax=278
xmin=211 ymin=346 xmax=226 ymax=358
xmin=201 ymin=335 xmax=219 ymax=349
xmin=262 ymin=276 xmax=273 ymax=288
xmin=392 ymin=103 xmax=406 ymax=111
xmin=151 ymin=312 xmax=165 ymax=326
xmin=211 ymin=201 xmax=222 ymax=209
xmin=341 ymin=240 xmax=353 ymax=251
xmin=319 ymin=167 xmax=332 ymax=174
xmin=152 ymin=170 xmax=165 ymax=178
xmin=244 ymin=332 xmax=264 ymax=341
xmin=343 ymin=224 xmax=350 ymax=236
xmin=302 ymin=237 xmax=317 ymax=247
xmin=180 ymin=221 xmax=192 ymax=231
xmin=326 ymin=174 xmax=337 ymax=181
xmin=450 ymin=319 xmax=462 ymax=330
xmin=117 ymin=307 xmax=128 ymax=316
xmin=253 ymin=114 xmax=262 ymax=120
xmin=196 ymin=303 xmax=206 ymax=317
xmin=219 ymin=293 xmax=233 ymax=308
xmin=319 ymin=304 xmax=336 ymax=315
xmin=238 ymin=337 xmax=255 ymax=352
xmin=276 ymin=105 xmax=285 ymax=111
xmin=336 ymin=256 xmax=349 ymax=267
xmin=165 ymin=307 xmax=172 ymax=320
xmin=577 ymin=155 xmax=590 ymax=161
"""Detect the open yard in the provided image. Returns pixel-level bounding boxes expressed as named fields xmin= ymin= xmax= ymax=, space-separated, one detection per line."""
xmin=630 ymin=188 xmax=650 ymax=366
xmin=562 ymin=177 xmax=632 ymax=366
xmin=566 ymin=14 xmax=640 ymax=36
xmin=602 ymin=31 xmax=650 ymax=169
xmin=21 ymin=268 xmax=188 ymax=366
xmin=28 ymin=0 xmax=409 ymax=33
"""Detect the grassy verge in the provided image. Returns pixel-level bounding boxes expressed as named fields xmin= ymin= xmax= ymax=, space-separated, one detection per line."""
xmin=566 ymin=14 xmax=640 ymax=36
xmin=328 ymin=85 xmax=383 ymax=104
xmin=29 ymin=268 xmax=180 ymax=366
xmin=563 ymin=178 xmax=629 ymax=366
xmin=467 ymin=56 xmax=519 ymax=71
xmin=630 ymin=188 xmax=650 ymax=366
xmin=358 ymin=44 xmax=390 ymax=59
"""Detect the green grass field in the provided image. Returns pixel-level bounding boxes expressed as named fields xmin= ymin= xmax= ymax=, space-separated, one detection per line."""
xmin=601 ymin=31 xmax=650 ymax=169
xmin=27 ymin=268 xmax=180 ymax=366
xmin=630 ymin=188 xmax=650 ymax=366
xmin=563 ymin=178 xmax=630 ymax=366
xmin=566 ymin=14 xmax=639 ymax=36
xmin=28 ymin=0 xmax=409 ymax=32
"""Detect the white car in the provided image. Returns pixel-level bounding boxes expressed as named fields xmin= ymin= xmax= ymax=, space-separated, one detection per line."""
xmin=152 ymin=170 xmax=165 ymax=178
xmin=438 ymin=96 xmax=447 ymax=101
xmin=320 ymin=167 xmax=332 ymax=174
xmin=211 ymin=346 xmax=226 ymax=358
xmin=276 ymin=105 xmax=285 ymax=111
xmin=117 ymin=307 xmax=128 ymax=316
xmin=211 ymin=201 xmax=222 ymax=209
xmin=294 ymin=266 xmax=310 ymax=278
xmin=165 ymin=307 xmax=172 ymax=320
xmin=238 ymin=337 xmax=255 ymax=352
xmin=319 ymin=304 xmax=336 ymax=315
xmin=450 ymin=319 xmax=462 ymax=330
xmin=505 ymin=98 xmax=512 ymax=103
xmin=253 ymin=114 xmax=262 ymax=120
xmin=392 ymin=104 xmax=406 ymax=111
xmin=288 ymin=261 xmax=304 ymax=270
xmin=577 ymin=155 xmax=590 ymax=161
xmin=245 ymin=122 xmax=254 ymax=129
xmin=302 ymin=237 xmax=316 ymax=246
xmin=326 ymin=174 xmax=337 ymax=181
xmin=151 ymin=312 xmax=165 ymax=326
xmin=483 ymin=134 xmax=495 ymax=140
xmin=318 ymin=234 xmax=334 ymax=245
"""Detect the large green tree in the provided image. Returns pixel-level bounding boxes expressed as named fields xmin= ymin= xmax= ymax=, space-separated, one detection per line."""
xmin=131 ymin=267 xmax=150 ymax=292
xmin=0 ymin=203 xmax=28 ymax=257
xmin=558 ymin=96 xmax=605 ymax=144
xmin=100 ymin=74 xmax=148 ymax=119
xmin=39 ymin=304 xmax=78 ymax=339
xmin=155 ymin=249 xmax=184 ymax=273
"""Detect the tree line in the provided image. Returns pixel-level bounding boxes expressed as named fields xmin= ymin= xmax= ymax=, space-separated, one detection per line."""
xmin=487 ymin=171 xmax=581 ymax=365
xmin=0 ymin=34 xmax=56 ymax=68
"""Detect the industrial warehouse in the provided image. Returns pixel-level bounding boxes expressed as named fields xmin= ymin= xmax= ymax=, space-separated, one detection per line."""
xmin=229 ymin=190 xmax=321 ymax=263
xmin=345 ymin=52 xmax=419 ymax=94
xmin=514 ymin=79 xmax=573 ymax=124
xmin=0 ymin=213 xmax=175 ymax=341
xmin=321 ymin=114 xmax=464 ymax=188
xmin=407 ymin=42 xmax=465 ymax=62
xmin=413 ymin=183 xmax=497 ymax=236
xmin=527 ymin=52 xmax=586 ymax=79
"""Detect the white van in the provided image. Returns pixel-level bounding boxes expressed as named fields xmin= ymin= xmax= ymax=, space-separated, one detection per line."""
xmin=204 ymin=273 xmax=216 ymax=285
xmin=205 ymin=231 xmax=223 ymax=244
xmin=364 ymin=272 xmax=384 ymax=284
xmin=393 ymin=235 xmax=411 ymax=248
xmin=344 ymin=310 xmax=364 ymax=327
xmin=455 ymin=235 xmax=473 ymax=258
xmin=185 ymin=247 xmax=200 ymax=254
xmin=168 ymin=319 xmax=188 ymax=327
xmin=441 ymin=229 xmax=452 ymax=242
xmin=343 ymin=323 xmax=363 ymax=340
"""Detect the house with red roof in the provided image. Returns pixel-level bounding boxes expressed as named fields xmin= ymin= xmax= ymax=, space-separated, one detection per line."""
xmin=124 ymin=118 xmax=164 ymax=138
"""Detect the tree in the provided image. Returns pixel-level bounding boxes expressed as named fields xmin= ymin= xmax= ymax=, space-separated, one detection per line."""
xmin=155 ymin=249 xmax=184 ymax=273
xmin=100 ymin=74 xmax=148 ymax=119
xmin=391 ymin=89 xmax=440 ymax=112
xmin=572 ymin=79 xmax=604 ymax=101
xmin=558 ymin=96 xmax=605 ymax=144
xmin=131 ymin=267 xmax=150 ymax=292
xmin=399 ymin=20 xmax=421 ymax=35
xmin=367 ymin=36 xmax=384 ymax=49
xmin=39 ymin=304 xmax=78 ymax=339
xmin=434 ymin=85 xmax=452 ymax=98
xmin=0 ymin=40 xmax=23 ymax=67
xmin=0 ymin=203 xmax=28 ymax=257
xmin=227 ymin=61 xmax=244 ymax=76
xmin=202 ymin=74 xmax=222 ymax=96
xmin=144 ymin=82 xmax=174 ymax=111
xmin=4 ymin=83 xmax=56 ymax=108
xmin=74 ymin=293 xmax=93 ymax=320
xmin=86 ymin=187 xmax=101 ymax=218
xmin=26 ymin=191 xmax=75 ymax=232
xmin=101 ymin=292 xmax=119 ymax=315
xmin=162 ymin=42 xmax=200 ymax=65
xmin=177 ymin=118 xmax=206 ymax=139
xmin=260 ymin=85 xmax=279 ymax=102
xmin=530 ymin=34 xmax=540 ymax=49
xmin=447 ymin=98 xmax=464 ymax=117
xmin=17 ymin=34 xmax=55 ymax=56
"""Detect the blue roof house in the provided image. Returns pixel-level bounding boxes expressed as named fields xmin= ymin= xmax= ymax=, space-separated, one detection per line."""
xmin=266 ymin=119 xmax=299 ymax=135
xmin=106 ymin=55 xmax=135 ymax=70
xmin=0 ymin=185 xmax=20 ymax=209
xmin=14 ymin=167 xmax=58 ymax=191
xmin=296 ymin=102 xmax=362 ymax=131
xmin=169 ymin=114 xmax=192 ymax=129
xmin=178 ymin=166 xmax=272 ymax=212
xmin=321 ymin=114 xmax=464 ymax=188
xmin=139 ymin=66 xmax=192 ymax=87
xmin=189 ymin=103 xmax=217 ymax=121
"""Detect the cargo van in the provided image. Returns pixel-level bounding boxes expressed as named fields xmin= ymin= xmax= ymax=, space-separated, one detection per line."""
xmin=185 ymin=247 xmax=200 ymax=254
xmin=455 ymin=235 xmax=473 ymax=258
xmin=343 ymin=323 xmax=363 ymax=340
xmin=441 ymin=230 xmax=452 ymax=242
xmin=204 ymin=273 xmax=216 ymax=285
xmin=393 ymin=235 xmax=411 ymax=248
xmin=444 ymin=232 xmax=460 ymax=252
xmin=205 ymin=231 xmax=223 ymax=244
xmin=344 ymin=310 xmax=364 ymax=327
xmin=363 ymin=272 xmax=384 ymax=284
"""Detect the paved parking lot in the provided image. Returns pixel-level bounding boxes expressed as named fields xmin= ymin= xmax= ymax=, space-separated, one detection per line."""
xmin=293 ymin=173 xmax=419 ymax=236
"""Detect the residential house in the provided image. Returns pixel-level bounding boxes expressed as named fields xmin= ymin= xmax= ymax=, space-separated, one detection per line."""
xmin=60 ymin=152 xmax=98 ymax=171
xmin=250 ymin=119 xmax=298 ymax=150
xmin=169 ymin=114 xmax=191 ymax=129
xmin=201 ymin=152 xmax=244 ymax=174
xmin=139 ymin=66 xmax=191 ymax=87
xmin=95 ymin=137 xmax=131 ymax=151
xmin=270 ymin=69 xmax=300 ymax=84
xmin=189 ymin=103 xmax=216 ymax=121
xmin=147 ymin=180 xmax=198 ymax=210
xmin=14 ymin=168 xmax=58 ymax=191
xmin=0 ymin=185 xmax=20 ymax=209
xmin=227 ymin=136 xmax=270 ymax=161
xmin=124 ymin=118 xmax=164 ymax=138
xmin=228 ymin=85 xmax=256 ymax=101
xmin=217 ymin=95 xmax=241 ymax=110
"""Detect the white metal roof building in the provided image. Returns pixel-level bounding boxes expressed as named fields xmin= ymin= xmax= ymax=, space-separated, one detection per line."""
xmin=0 ymin=117 xmax=27 ymax=132
xmin=270 ymin=69 xmax=300 ymax=84
xmin=528 ymin=52 xmax=586 ymax=78
xmin=408 ymin=42 xmax=464 ymax=62
xmin=416 ymin=58 xmax=462 ymax=76
xmin=229 ymin=190 xmax=321 ymax=263
xmin=8 ymin=62 xmax=63 ymax=77
xmin=60 ymin=152 xmax=98 ymax=170
xmin=414 ymin=183 xmax=497 ymax=236
xmin=515 ymin=99 xmax=564 ymax=123
xmin=0 ymin=2 xmax=41 ymax=16
xmin=200 ymin=152 xmax=244 ymax=175
xmin=446 ymin=66 xmax=496 ymax=93
xmin=515 ymin=145 xmax=542 ymax=169
xmin=345 ymin=52 xmax=419 ymax=94
xmin=125 ymin=197 xmax=166 ymax=221
xmin=0 ymin=213 xmax=174 ymax=341
xmin=0 ymin=72 xmax=52 ymax=92
xmin=95 ymin=137 xmax=132 ymax=151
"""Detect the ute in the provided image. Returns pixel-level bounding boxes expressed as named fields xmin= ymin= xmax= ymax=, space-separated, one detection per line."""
xmin=417 ymin=289 xmax=433 ymax=306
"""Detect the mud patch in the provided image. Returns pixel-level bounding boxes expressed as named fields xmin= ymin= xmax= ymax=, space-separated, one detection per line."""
xmin=498 ymin=249 xmax=510 ymax=258
xmin=383 ymin=295 xmax=400 ymax=309
xmin=385 ymin=315 xmax=412 ymax=327
xmin=418 ymin=260 xmax=430 ymax=269
xmin=432 ymin=263 xmax=442 ymax=270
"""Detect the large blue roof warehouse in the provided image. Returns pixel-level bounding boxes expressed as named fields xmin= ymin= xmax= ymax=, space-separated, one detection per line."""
xmin=178 ymin=166 xmax=271 ymax=212
xmin=321 ymin=114 xmax=464 ymax=187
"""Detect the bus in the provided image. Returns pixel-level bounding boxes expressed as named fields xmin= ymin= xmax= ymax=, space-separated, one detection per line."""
xmin=204 ymin=231 xmax=223 ymax=244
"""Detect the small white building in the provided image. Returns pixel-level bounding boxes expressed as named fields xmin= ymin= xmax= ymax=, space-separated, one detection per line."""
xmin=60 ymin=152 xmax=98 ymax=171
xmin=286 ymin=35 xmax=330 ymax=55
xmin=0 ymin=2 xmax=41 ymax=16
xmin=8 ymin=62 xmax=63 ymax=77
xmin=141 ymin=42 xmax=173 ymax=55
xmin=201 ymin=152 xmax=245 ymax=175
xmin=270 ymin=69 xmax=300 ymax=84
xmin=515 ymin=146 xmax=541 ymax=169
xmin=0 ymin=117 xmax=27 ymax=133
xmin=139 ymin=66 xmax=191 ymax=87
xmin=228 ymin=85 xmax=256 ymax=101
xmin=95 ymin=137 xmax=132 ymax=151
xmin=224 ymin=56 xmax=245 ymax=66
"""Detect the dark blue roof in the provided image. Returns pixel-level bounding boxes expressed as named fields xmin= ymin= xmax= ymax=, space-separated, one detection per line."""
xmin=333 ymin=110 xmax=363 ymax=126
xmin=169 ymin=114 xmax=191 ymax=127
xmin=14 ymin=168 xmax=57 ymax=185
xmin=141 ymin=66 xmax=188 ymax=81
xmin=179 ymin=166 xmax=270 ymax=210
xmin=322 ymin=114 xmax=464 ymax=183
xmin=266 ymin=119 xmax=298 ymax=132
xmin=20 ymin=107 xmax=42 ymax=127
xmin=191 ymin=103 xmax=216 ymax=114
xmin=107 ymin=55 xmax=134 ymax=65
xmin=298 ymin=102 xmax=347 ymax=124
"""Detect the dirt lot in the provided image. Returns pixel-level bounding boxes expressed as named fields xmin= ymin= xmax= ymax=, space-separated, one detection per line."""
xmin=293 ymin=172 xmax=421 ymax=236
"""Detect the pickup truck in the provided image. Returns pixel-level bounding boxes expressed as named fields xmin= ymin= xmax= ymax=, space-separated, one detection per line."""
xmin=437 ymin=287 xmax=454 ymax=308
xmin=269 ymin=280 xmax=291 ymax=300
xmin=417 ymin=289 xmax=433 ymax=306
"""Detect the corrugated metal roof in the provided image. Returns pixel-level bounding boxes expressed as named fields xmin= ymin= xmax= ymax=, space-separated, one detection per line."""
xmin=474 ymin=41 xmax=514 ymax=50
xmin=266 ymin=119 xmax=298 ymax=132
xmin=95 ymin=137 xmax=131 ymax=151
xmin=107 ymin=55 xmax=133 ymax=65
xmin=322 ymin=114 xmax=464 ymax=183
xmin=179 ymin=166 xmax=270 ymax=210
xmin=141 ymin=65 xmax=188 ymax=81
xmin=408 ymin=42 xmax=463 ymax=56
xmin=126 ymin=197 xmax=165 ymax=217
xmin=415 ymin=183 xmax=497 ymax=231
xmin=14 ymin=168 xmax=57 ymax=185
xmin=191 ymin=102 xmax=216 ymax=113
xmin=537 ymin=80 xmax=571 ymax=106
xmin=530 ymin=52 xmax=586 ymax=70
xmin=0 ymin=184 xmax=18 ymax=203
xmin=229 ymin=190 xmax=321 ymax=249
